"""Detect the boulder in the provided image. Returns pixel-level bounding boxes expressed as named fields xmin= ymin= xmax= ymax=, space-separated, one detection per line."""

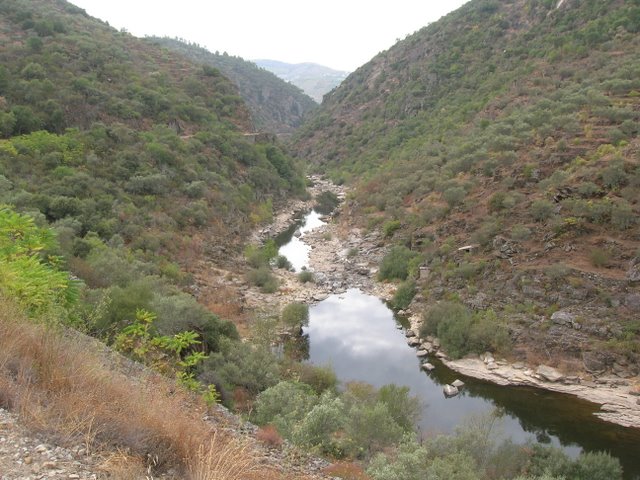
xmin=625 ymin=293 xmax=640 ymax=312
xmin=536 ymin=365 xmax=564 ymax=383
xmin=452 ymin=379 xmax=465 ymax=388
xmin=551 ymin=310 xmax=575 ymax=326
xmin=422 ymin=362 xmax=435 ymax=372
xmin=443 ymin=384 xmax=459 ymax=397
xmin=416 ymin=349 xmax=429 ymax=358
xmin=405 ymin=329 xmax=416 ymax=338
xmin=582 ymin=351 xmax=609 ymax=373
xmin=408 ymin=337 xmax=421 ymax=347
xmin=627 ymin=257 xmax=640 ymax=282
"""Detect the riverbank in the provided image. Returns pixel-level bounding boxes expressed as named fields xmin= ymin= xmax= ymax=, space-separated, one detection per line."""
xmin=239 ymin=180 xmax=640 ymax=431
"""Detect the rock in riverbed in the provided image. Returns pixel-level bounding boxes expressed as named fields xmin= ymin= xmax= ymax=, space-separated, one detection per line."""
xmin=443 ymin=384 xmax=459 ymax=397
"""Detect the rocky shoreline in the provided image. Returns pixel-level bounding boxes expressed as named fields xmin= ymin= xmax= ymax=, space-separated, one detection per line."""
xmin=242 ymin=179 xmax=640 ymax=431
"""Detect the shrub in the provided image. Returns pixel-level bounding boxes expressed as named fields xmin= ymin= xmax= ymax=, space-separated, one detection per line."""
xmin=378 ymin=246 xmax=419 ymax=281
xmin=589 ymin=248 xmax=610 ymax=268
xmin=200 ymin=338 xmax=279 ymax=399
xmin=577 ymin=182 xmax=600 ymax=197
xmin=281 ymin=302 xmax=309 ymax=328
xmin=383 ymin=219 xmax=402 ymax=238
xmin=314 ymin=191 xmax=339 ymax=214
xmin=244 ymin=240 xmax=278 ymax=268
xmin=275 ymin=255 xmax=292 ymax=270
xmin=601 ymin=163 xmax=627 ymax=189
xmin=252 ymin=381 xmax=318 ymax=438
xmin=420 ymin=303 xmax=509 ymax=358
xmin=510 ymin=224 xmax=532 ymax=241
xmin=391 ymin=280 xmax=416 ymax=310
xmin=488 ymin=191 xmax=507 ymax=212
xmin=443 ymin=186 xmax=466 ymax=207
xmin=367 ymin=435 xmax=429 ymax=480
xmin=292 ymin=394 xmax=346 ymax=453
xmin=246 ymin=267 xmax=279 ymax=293
xmin=298 ymin=270 xmax=314 ymax=283
xmin=420 ymin=302 xmax=471 ymax=338
xmin=545 ymin=263 xmax=570 ymax=283
xmin=530 ymin=199 xmax=555 ymax=222
xmin=610 ymin=200 xmax=635 ymax=230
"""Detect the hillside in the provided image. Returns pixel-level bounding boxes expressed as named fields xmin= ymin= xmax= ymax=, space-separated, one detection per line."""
xmin=255 ymin=59 xmax=349 ymax=103
xmin=293 ymin=0 xmax=640 ymax=374
xmin=147 ymin=38 xmax=318 ymax=134
xmin=0 ymin=0 xmax=306 ymax=263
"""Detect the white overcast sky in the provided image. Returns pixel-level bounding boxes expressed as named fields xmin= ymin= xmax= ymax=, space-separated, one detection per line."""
xmin=69 ymin=1 xmax=469 ymax=72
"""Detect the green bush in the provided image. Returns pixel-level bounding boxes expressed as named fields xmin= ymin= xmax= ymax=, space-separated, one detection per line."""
xmin=510 ymin=224 xmax=532 ymax=241
xmin=246 ymin=266 xmax=279 ymax=293
xmin=391 ymin=280 xmax=416 ymax=310
xmin=589 ymin=248 xmax=610 ymax=268
xmin=199 ymin=338 xmax=279 ymax=401
xmin=292 ymin=394 xmax=345 ymax=453
xmin=314 ymin=191 xmax=339 ymax=214
xmin=420 ymin=303 xmax=510 ymax=358
xmin=245 ymin=240 xmax=278 ymax=268
xmin=610 ymin=200 xmax=635 ymax=230
xmin=281 ymin=302 xmax=309 ymax=328
xmin=378 ymin=246 xmax=419 ymax=281
xmin=252 ymin=381 xmax=318 ymax=438
xmin=275 ymin=255 xmax=292 ymax=270
xmin=287 ymin=363 xmax=338 ymax=394
xmin=530 ymin=199 xmax=555 ymax=222
xmin=443 ymin=186 xmax=466 ymax=207
xmin=298 ymin=270 xmax=314 ymax=283
xmin=382 ymin=219 xmax=401 ymax=238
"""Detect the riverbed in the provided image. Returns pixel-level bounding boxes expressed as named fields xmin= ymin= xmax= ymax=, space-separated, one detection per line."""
xmin=272 ymin=205 xmax=640 ymax=479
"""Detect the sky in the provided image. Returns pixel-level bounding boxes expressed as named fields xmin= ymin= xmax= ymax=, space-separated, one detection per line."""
xmin=69 ymin=0 xmax=469 ymax=72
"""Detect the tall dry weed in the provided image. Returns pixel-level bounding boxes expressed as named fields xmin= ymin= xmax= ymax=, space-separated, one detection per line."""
xmin=0 ymin=296 xmax=302 ymax=479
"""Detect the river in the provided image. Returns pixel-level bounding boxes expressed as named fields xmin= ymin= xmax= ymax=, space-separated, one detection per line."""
xmin=276 ymin=209 xmax=640 ymax=479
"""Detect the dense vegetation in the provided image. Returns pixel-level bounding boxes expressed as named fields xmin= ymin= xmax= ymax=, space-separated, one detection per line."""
xmin=294 ymin=0 xmax=640 ymax=364
xmin=148 ymin=37 xmax=318 ymax=134
xmin=0 ymin=0 xmax=308 ymax=335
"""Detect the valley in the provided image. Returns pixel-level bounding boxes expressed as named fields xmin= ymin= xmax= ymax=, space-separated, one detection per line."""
xmin=0 ymin=0 xmax=638 ymax=478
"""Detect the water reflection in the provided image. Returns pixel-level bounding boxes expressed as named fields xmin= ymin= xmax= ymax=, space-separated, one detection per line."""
xmin=277 ymin=210 xmax=325 ymax=271
xmin=303 ymin=289 xmax=640 ymax=479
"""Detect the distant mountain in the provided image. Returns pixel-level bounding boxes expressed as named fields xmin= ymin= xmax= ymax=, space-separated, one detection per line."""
xmin=147 ymin=38 xmax=317 ymax=134
xmin=255 ymin=60 xmax=349 ymax=103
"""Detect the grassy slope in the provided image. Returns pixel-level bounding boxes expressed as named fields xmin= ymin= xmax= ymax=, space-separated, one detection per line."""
xmin=293 ymin=0 xmax=640 ymax=368
xmin=147 ymin=37 xmax=318 ymax=134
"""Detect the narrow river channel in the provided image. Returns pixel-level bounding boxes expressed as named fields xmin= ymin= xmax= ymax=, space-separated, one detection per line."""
xmin=276 ymin=210 xmax=640 ymax=479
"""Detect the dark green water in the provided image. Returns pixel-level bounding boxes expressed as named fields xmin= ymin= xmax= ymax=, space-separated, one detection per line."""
xmin=304 ymin=289 xmax=640 ymax=479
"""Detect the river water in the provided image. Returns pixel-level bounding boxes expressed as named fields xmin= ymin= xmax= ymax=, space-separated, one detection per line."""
xmin=277 ymin=210 xmax=640 ymax=479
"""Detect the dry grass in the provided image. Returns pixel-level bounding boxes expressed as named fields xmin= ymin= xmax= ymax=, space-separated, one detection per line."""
xmin=188 ymin=433 xmax=258 ymax=480
xmin=0 ymin=296 xmax=300 ymax=479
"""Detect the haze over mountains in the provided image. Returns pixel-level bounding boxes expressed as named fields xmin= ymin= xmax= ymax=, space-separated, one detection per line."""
xmin=255 ymin=59 xmax=349 ymax=103
xmin=147 ymin=38 xmax=318 ymax=134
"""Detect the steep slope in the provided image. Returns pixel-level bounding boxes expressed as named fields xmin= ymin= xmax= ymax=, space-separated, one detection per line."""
xmin=0 ymin=0 xmax=305 ymax=264
xmin=293 ymin=0 xmax=640 ymax=374
xmin=255 ymin=60 xmax=349 ymax=103
xmin=147 ymin=37 xmax=318 ymax=134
